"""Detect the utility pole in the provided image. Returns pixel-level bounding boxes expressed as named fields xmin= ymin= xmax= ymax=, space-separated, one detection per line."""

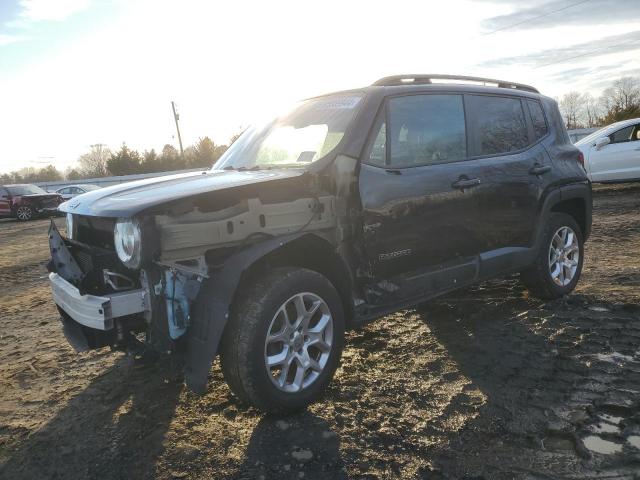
xmin=171 ymin=101 xmax=184 ymax=157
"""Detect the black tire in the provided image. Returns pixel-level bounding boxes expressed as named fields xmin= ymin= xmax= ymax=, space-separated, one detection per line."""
xmin=521 ymin=212 xmax=584 ymax=300
xmin=220 ymin=267 xmax=345 ymax=413
xmin=15 ymin=205 xmax=33 ymax=221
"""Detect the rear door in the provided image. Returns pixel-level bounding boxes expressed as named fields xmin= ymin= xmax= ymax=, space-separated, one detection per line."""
xmin=0 ymin=187 xmax=11 ymax=216
xmin=589 ymin=123 xmax=640 ymax=182
xmin=359 ymin=93 xmax=486 ymax=280
xmin=464 ymin=94 xmax=545 ymax=254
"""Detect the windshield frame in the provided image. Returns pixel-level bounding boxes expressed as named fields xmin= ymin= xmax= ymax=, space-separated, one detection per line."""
xmin=213 ymin=91 xmax=366 ymax=172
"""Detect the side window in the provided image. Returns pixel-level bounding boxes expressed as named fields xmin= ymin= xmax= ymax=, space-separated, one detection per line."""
xmin=386 ymin=94 xmax=466 ymax=167
xmin=367 ymin=117 xmax=386 ymax=167
xmin=0 ymin=187 xmax=8 ymax=198
xmin=468 ymin=95 xmax=529 ymax=156
xmin=527 ymin=100 xmax=548 ymax=140
xmin=71 ymin=187 xmax=82 ymax=194
xmin=59 ymin=187 xmax=71 ymax=194
xmin=610 ymin=125 xmax=634 ymax=144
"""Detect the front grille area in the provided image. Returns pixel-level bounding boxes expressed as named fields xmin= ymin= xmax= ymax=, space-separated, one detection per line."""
xmin=75 ymin=215 xmax=116 ymax=250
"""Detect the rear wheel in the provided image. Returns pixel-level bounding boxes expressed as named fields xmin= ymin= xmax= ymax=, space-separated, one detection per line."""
xmin=15 ymin=206 xmax=33 ymax=221
xmin=220 ymin=267 xmax=345 ymax=413
xmin=521 ymin=212 xmax=584 ymax=299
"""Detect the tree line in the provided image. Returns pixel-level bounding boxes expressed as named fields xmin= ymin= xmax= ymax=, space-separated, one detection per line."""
xmin=559 ymin=76 xmax=640 ymax=130
xmin=1 ymin=134 xmax=240 ymax=185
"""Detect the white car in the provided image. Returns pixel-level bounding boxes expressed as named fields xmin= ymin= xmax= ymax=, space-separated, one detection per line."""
xmin=55 ymin=184 xmax=100 ymax=201
xmin=575 ymin=118 xmax=640 ymax=183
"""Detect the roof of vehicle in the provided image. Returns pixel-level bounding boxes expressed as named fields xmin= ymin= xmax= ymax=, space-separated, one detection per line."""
xmin=371 ymin=74 xmax=539 ymax=93
xmin=311 ymin=74 xmax=546 ymax=103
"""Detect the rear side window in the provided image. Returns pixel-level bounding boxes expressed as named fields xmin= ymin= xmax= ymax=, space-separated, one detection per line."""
xmin=468 ymin=95 xmax=529 ymax=156
xmin=380 ymin=94 xmax=466 ymax=167
xmin=527 ymin=100 xmax=548 ymax=140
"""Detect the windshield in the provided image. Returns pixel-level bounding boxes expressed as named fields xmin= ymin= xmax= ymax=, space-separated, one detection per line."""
xmin=576 ymin=126 xmax=610 ymax=146
xmin=214 ymin=93 xmax=363 ymax=170
xmin=6 ymin=184 xmax=48 ymax=195
xmin=575 ymin=121 xmax=633 ymax=146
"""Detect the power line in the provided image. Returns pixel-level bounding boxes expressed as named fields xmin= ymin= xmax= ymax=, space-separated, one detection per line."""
xmin=537 ymin=37 xmax=640 ymax=68
xmin=482 ymin=0 xmax=592 ymax=36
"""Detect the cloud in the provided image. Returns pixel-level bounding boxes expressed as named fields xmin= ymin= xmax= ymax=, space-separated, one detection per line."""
xmin=480 ymin=30 xmax=640 ymax=67
xmin=7 ymin=0 xmax=90 ymax=26
xmin=0 ymin=33 xmax=21 ymax=46
xmin=479 ymin=0 xmax=640 ymax=32
xmin=543 ymin=62 xmax=640 ymax=91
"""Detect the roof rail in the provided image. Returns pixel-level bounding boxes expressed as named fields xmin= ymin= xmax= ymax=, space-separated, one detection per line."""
xmin=371 ymin=74 xmax=539 ymax=93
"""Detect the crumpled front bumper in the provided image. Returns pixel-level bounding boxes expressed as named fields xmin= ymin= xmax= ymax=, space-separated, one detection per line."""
xmin=49 ymin=272 xmax=148 ymax=331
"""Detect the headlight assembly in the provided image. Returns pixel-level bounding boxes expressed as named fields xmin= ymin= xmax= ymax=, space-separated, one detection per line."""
xmin=65 ymin=213 xmax=74 ymax=239
xmin=114 ymin=218 xmax=142 ymax=269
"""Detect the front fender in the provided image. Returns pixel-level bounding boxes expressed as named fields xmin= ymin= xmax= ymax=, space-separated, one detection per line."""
xmin=184 ymin=232 xmax=314 ymax=393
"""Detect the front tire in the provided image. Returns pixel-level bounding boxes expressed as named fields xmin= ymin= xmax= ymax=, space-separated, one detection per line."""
xmin=15 ymin=206 xmax=33 ymax=221
xmin=220 ymin=267 xmax=345 ymax=413
xmin=521 ymin=212 xmax=584 ymax=299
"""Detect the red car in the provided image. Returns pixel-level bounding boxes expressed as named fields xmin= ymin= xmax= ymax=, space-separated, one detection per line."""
xmin=0 ymin=184 xmax=63 ymax=221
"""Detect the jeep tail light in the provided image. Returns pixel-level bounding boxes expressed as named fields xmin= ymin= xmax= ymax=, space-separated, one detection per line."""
xmin=577 ymin=151 xmax=585 ymax=170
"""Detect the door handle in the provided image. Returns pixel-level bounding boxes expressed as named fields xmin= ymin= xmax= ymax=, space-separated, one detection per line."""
xmin=529 ymin=164 xmax=551 ymax=175
xmin=451 ymin=177 xmax=481 ymax=189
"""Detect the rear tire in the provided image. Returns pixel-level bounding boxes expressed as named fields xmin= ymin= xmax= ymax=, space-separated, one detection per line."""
xmin=521 ymin=212 xmax=584 ymax=300
xmin=220 ymin=267 xmax=345 ymax=413
xmin=15 ymin=206 xmax=33 ymax=221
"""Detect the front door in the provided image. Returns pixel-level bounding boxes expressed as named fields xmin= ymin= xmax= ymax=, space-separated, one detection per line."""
xmin=359 ymin=93 xmax=484 ymax=281
xmin=590 ymin=123 xmax=640 ymax=182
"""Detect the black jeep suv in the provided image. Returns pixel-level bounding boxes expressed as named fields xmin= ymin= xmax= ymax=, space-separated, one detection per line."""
xmin=48 ymin=74 xmax=591 ymax=412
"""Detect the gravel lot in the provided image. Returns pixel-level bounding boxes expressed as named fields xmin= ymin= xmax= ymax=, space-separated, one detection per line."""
xmin=1 ymin=183 xmax=639 ymax=479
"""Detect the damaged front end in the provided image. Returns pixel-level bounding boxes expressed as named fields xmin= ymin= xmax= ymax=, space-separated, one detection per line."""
xmin=48 ymin=189 xmax=337 ymax=392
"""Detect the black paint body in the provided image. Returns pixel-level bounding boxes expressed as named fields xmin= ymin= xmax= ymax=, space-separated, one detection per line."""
xmin=52 ymin=82 xmax=592 ymax=392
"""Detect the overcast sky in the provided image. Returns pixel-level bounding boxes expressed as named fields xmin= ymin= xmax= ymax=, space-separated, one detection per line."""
xmin=1 ymin=0 xmax=639 ymax=173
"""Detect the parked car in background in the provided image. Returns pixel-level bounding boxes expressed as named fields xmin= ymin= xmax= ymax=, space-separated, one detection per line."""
xmin=576 ymin=118 xmax=640 ymax=183
xmin=47 ymin=74 xmax=591 ymax=412
xmin=0 ymin=184 xmax=63 ymax=221
xmin=56 ymin=184 xmax=100 ymax=201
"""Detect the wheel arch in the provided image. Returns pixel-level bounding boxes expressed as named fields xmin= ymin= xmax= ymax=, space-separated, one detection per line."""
xmin=549 ymin=182 xmax=592 ymax=240
xmin=235 ymin=233 xmax=354 ymax=322
xmin=550 ymin=197 xmax=587 ymax=239
xmin=184 ymin=231 xmax=354 ymax=394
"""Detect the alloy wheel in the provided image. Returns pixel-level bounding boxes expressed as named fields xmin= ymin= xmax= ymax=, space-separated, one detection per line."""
xmin=548 ymin=226 xmax=579 ymax=287
xmin=16 ymin=206 xmax=32 ymax=221
xmin=264 ymin=292 xmax=333 ymax=393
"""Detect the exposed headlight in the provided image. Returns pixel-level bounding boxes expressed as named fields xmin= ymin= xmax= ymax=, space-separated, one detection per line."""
xmin=114 ymin=218 xmax=142 ymax=269
xmin=66 ymin=213 xmax=74 ymax=239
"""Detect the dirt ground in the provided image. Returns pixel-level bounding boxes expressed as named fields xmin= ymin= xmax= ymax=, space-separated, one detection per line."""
xmin=1 ymin=183 xmax=639 ymax=480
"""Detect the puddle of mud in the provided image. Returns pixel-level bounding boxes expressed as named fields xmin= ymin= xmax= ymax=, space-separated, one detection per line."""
xmin=583 ymin=435 xmax=623 ymax=454
xmin=628 ymin=436 xmax=640 ymax=449
xmin=591 ymin=423 xmax=620 ymax=434
xmin=598 ymin=414 xmax=623 ymax=425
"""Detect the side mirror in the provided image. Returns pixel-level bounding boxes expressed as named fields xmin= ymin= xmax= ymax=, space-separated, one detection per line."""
xmin=594 ymin=136 xmax=610 ymax=150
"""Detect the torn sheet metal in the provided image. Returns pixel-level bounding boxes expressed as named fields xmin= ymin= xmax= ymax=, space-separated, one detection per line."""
xmin=155 ymin=196 xmax=336 ymax=262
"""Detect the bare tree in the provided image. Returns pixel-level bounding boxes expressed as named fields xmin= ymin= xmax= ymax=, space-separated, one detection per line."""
xmin=78 ymin=144 xmax=110 ymax=178
xmin=612 ymin=77 xmax=640 ymax=111
xmin=582 ymin=93 xmax=601 ymax=127
xmin=559 ymin=91 xmax=583 ymax=129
